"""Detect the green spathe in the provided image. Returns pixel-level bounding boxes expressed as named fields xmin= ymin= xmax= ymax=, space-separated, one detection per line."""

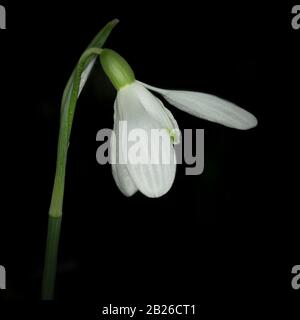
xmin=100 ymin=49 xmax=135 ymax=90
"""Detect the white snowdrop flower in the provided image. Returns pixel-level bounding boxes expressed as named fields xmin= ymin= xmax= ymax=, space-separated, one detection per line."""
xmin=100 ymin=49 xmax=257 ymax=198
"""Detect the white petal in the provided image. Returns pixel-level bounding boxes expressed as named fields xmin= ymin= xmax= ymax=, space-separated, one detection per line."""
xmin=116 ymin=82 xmax=176 ymax=197
xmin=138 ymin=81 xmax=257 ymax=130
xmin=130 ymin=82 xmax=179 ymax=133
xmin=154 ymin=97 xmax=181 ymax=144
xmin=111 ymin=101 xmax=138 ymax=197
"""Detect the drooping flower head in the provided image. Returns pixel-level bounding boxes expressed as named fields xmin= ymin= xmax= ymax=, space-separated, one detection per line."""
xmin=99 ymin=49 xmax=257 ymax=197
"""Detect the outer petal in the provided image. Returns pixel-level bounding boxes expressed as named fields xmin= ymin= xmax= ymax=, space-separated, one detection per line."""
xmin=138 ymin=81 xmax=257 ymax=130
xmin=116 ymin=82 xmax=176 ymax=198
xmin=129 ymin=81 xmax=180 ymax=143
xmin=132 ymin=82 xmax=179 ymax=134
xmin=111 ymin=100 xmax=138 ymax=196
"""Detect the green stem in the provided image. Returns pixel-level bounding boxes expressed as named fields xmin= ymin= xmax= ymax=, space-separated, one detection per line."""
xmin=41 ymin=216 xmax=62 ymax=299
xmin=41 ymin=19 xmax=119 ymax=300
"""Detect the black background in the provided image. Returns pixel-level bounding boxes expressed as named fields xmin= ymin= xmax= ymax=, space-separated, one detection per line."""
xmin=0 ymin=0 xmax=299 ymax=318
